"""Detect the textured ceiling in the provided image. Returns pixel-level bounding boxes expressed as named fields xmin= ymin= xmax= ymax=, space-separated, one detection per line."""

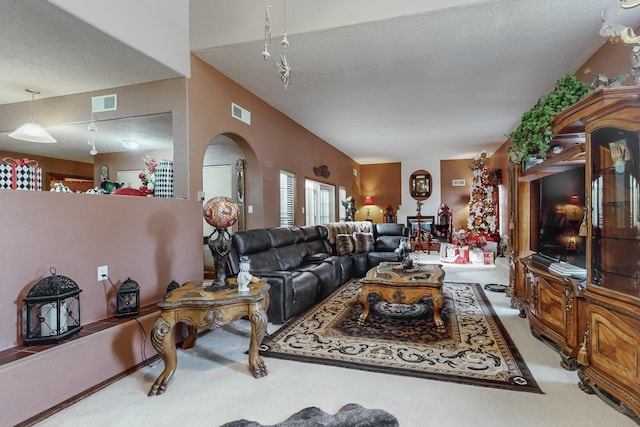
xmin=191 ymin=0 xmax=640 ymax=163
xmin=2 ymin=1 xmax=640 ymax=164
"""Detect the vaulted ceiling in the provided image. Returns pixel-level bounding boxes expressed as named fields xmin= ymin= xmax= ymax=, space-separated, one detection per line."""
xmin=2 ymin=1 xmax=640 ymax=164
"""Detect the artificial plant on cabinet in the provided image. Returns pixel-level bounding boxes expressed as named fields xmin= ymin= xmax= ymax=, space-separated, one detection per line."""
xmin=508 ymin=74 xmax=589 ymax=163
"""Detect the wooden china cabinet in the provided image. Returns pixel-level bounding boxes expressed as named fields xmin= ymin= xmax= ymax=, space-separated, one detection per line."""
xmin=578 ymin=93 xmax=640 ymax=423
xmin=510 ymin=87 xmax=640 ymax=422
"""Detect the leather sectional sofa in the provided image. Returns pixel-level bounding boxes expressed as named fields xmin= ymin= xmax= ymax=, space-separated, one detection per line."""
xmin=227 ymin=221 xmax=408 ymax=324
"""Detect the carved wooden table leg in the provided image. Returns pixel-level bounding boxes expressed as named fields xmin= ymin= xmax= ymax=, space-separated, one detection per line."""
xmin=357 ymin=287 xmax=371 ymax=325
xmin=181 ymin=324 xmax=198 ymax=350
xmin=148 ymin=314 xmax=177 ymax=396
xmin=431 ymin=291 xmax=445 ymax=327
xmin=248 ymin=301 xmax=269 ymax=378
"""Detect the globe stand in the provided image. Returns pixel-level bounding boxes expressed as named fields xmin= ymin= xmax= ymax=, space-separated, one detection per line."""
xmin=206 ymin=227 xmax=232 ymax=291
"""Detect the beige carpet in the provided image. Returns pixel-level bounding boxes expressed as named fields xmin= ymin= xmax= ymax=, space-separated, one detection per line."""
xmin=31 ymin=256 xmax=637 ymax=427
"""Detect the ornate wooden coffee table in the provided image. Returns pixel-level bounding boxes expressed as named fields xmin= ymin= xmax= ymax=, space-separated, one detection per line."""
xmin=358 ymin=261 xmax=445 ymax=327
xmin=148 ymin=278 xmax=270 ymax=396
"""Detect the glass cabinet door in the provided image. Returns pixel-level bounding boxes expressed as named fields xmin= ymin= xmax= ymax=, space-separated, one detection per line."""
xmin=590 ymin=127 xmax=640 ymax=297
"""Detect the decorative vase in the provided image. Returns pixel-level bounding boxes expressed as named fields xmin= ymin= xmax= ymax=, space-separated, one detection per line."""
xmin=237 ymin=256 xmax=252 ymax=292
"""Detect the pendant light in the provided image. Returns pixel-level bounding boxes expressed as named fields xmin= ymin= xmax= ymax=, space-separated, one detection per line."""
xmin=9 ymin=89 xmax=57 ymax=143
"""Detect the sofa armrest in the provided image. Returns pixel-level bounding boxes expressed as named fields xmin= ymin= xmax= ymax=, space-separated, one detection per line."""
xmin=253 ymin=271 xmax=294 ymax=324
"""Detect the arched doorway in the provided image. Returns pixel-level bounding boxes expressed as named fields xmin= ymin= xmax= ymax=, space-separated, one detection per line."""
xmin=202 ymin=133 xmax=260 ymax=276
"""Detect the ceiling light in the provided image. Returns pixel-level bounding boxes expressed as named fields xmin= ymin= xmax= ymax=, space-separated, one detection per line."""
xmin=122 ymin=139 xmax=139 ymax=149
xmin=88 ymin=139 xmax=98 ymax=155
xmin=262 ymin=1 xmax=272 ymax=60
xmin=262 ymin=0 xmax=291 ymax=89
xmin=9 ymin=89 xmax=56 ymax=143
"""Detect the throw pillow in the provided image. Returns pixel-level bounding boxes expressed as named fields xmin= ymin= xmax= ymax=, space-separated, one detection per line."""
xmin=353 ymin=232 xmax=374 ymax=253
xmin=336 ymin=234 xmax=355 ymax=255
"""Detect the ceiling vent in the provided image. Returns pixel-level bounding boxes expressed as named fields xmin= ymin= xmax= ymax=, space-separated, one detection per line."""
xmin=92 ymin=94 xmax=118 ymax=113
xmin=231 ymin=102 xmax=251 ymax=125
xmin=452 ymin=179 xmax=466 ymax=187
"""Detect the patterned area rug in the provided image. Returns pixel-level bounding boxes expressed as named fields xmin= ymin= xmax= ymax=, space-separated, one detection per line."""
xmin=260 ymin=281 xmax=542 ymax=393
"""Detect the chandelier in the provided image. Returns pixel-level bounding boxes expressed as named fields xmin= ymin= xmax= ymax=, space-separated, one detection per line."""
xmin=262 ymin=0 xmax=291 ymax=89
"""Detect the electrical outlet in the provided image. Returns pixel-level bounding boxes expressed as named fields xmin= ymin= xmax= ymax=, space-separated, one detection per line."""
xmin=97 ymin=265 xmax=108 ymax=281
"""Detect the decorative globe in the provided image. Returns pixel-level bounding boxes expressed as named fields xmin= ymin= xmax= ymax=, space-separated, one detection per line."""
xmin=203 ymin=196 xmax=239 ymax=228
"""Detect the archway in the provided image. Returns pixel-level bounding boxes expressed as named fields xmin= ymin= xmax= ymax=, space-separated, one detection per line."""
xmin=201 ymin=133 xmax=261 ymax=276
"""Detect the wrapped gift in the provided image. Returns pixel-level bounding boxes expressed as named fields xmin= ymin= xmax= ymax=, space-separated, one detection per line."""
xmin=153 ymin=160 xmax=173 ymax=198
xmin=470 ymin=249 xmax=484 ymax=264
xmin=0 ymin=157 xmax=42 ymax=191
xmin=483 ymin=251 xmax=494 ymax=265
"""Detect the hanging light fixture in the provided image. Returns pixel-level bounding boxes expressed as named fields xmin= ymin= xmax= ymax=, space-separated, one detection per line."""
xmin=262 ymin=0 xmax=291 ymax=88
xmin=9 ymin=89 xmax=56 ymax=143
xmin=278 ymin=0 xmax=291 ymax=89
xmin=262 ymin=0 xmax=272 ymax=60
xmin=88 ymin=113 xmax=98 ymax=155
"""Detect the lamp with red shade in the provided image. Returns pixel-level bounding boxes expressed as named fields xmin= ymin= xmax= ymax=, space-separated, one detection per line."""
xmin=363 ymin=196 xmax=374 ymax=220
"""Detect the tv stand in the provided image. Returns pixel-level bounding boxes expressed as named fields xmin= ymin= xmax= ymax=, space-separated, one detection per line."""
xmin=521 ymin=256 xmax=586 ymax=370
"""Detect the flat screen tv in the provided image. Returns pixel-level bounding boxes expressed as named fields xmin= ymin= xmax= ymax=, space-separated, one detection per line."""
xmin=535 ymin=166 xmax=586 ymax=269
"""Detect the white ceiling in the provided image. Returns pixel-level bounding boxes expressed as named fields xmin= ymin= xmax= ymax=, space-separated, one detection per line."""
xmin=2 ymin=0 xmax=640 ymax=164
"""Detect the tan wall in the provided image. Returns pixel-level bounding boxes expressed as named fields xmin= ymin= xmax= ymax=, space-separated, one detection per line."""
xmin=576 ymin=40 xmax=637 ymax=85
xmin=359 ymin=162 xmax=401 ymax=223
xmin=187 ymin=56 xmax=362 ymax=229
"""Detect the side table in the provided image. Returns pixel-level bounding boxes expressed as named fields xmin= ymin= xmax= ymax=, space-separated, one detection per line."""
xmin=148 ymin=278 xmax=270 ymax=396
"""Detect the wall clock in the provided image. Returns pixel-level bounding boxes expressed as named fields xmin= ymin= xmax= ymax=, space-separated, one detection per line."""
xmin=409 ymin=169 xmax=432 ymax=201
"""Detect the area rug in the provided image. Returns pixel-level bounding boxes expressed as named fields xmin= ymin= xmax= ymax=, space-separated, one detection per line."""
xmin=260 ymin=280 xmax=542 ymax=393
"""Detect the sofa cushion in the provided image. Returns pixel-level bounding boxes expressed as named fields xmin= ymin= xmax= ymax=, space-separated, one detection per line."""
xmin=322 ymin=221 xmax=373 ymax=245
xmin=232 ymin=229 xmax=273 ymax=254
xmin=304 ymin=253 xmax=331 ymax=262
xmin=336 ymin=234 xmax=355 ymax=255
xmin=274 ymin=242 xmax=310 ymax=270
xmin=375 ymin=223 xmax=406 ymax=237
xmin=353 ymin=232 xmax=374 ymax=253
xmin=268 ymin=227 xmax=305 ymax=248
xmin=375 ymin=235 xmax=403 ymax=252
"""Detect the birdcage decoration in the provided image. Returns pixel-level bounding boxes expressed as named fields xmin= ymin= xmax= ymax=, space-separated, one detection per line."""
xmin=23 ymin=267 xmax=82 ymax=345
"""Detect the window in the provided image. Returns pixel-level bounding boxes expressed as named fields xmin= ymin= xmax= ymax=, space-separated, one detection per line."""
xmin=305 ymin=179 xmax=335 ymax=225
xmin=338 ymin=186 xmax=346 ymax=221
xmin=280 ymin=170 xmax=295 ymax=226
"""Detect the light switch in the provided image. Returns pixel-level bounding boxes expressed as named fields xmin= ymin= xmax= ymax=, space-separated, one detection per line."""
xmin=247 ymin=205 xmax=253 ymax=214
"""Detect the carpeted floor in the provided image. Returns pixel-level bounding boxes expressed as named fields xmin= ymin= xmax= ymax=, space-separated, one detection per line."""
xmin=260 ymin=280 xmax=541 ymax=393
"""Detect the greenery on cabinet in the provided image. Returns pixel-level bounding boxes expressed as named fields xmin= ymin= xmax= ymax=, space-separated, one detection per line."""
xmin=508 ymin=74 xmax=589 ymax=163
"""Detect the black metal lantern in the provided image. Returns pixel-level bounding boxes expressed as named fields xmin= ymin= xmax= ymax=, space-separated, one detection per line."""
xmin=23 ymin=267 xmax=82 ymax=345
xmin=116 ymin=277 xmax=139 ymax=317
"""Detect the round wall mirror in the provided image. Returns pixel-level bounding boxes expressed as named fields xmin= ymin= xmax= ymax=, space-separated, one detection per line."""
xmin=409 ymin=169 xmax=432 ymax=200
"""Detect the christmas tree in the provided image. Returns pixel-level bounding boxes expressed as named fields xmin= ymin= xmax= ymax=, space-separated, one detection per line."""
xmin=467 ymin=152 xmax=497 ymax=234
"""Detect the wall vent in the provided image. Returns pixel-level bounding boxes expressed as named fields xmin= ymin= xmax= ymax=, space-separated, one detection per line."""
xmin=92 ymin=94 xmax=117 ymax=113
xmin=231 ymin=103 xmax=251 ymax=125
xmin=452 ymin=179 xmax=466 ymax=187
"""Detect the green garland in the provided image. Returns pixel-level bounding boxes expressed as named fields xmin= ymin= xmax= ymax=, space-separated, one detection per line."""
xmin=508 ymin=74 xmax=589 ymax=163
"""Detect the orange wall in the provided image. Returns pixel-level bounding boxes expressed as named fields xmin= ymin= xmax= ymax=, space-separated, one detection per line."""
xmin=440 ymin=158 xmax=474 ymax=230
xmin=359 ymin=162 xmax=402 ymax=222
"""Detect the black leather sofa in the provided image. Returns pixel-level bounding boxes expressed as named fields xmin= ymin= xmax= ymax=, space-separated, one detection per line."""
xmin=227 ymin=222 xmax=408 ymax=324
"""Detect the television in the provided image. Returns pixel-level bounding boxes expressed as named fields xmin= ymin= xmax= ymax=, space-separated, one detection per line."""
xmin=534 ymin=166 xmax=586 ymax=269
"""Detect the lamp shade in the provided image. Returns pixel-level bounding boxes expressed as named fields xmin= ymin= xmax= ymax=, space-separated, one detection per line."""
xmin=363 ymin=196 xmax=374 ymax=206
xmin=9 ymin=122 xmax=56 ymax=143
